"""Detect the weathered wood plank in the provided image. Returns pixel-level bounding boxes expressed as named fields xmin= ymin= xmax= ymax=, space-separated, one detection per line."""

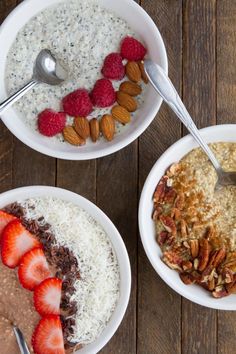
xmin=97 ymin=143 xmax=138 ymax=354
xmin=182 ymin=1 xmax=217 ymax=354
xmin=217 ymin=1 xmax=236 ymax=353
xmin=138 ymin=1 xmax=182 ymax=353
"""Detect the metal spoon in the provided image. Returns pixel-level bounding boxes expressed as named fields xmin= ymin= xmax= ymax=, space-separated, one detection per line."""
xmin=144 ymin=59 xmax=236 ymax=188
xmin=13 ymin=325 xmax=30 ymax=354
xmin=0 ymin=49 xmax=68 ymax=114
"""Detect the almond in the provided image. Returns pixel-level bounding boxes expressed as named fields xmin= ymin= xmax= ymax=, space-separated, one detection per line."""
xmin=63 ymin=126 xmax=86 ymax=146
xmin=125 ymin=61 xmax=141 ymax=82
xmin=116 ymin=91 xmax=137 ymax=112
xmin=111 ymin=105 xmax=131 ymax=124
xmin=74 ymin=117 xmax=90 ymax=139
xmin=138 ymin=60 xmax=149 ymax=84
xmin=100 ymin=115 xmax=115 ymax=141
xmin=119 ymin=81 xmax=142 ymax=96
xmin=90 ymin=118 xmax=100 ymax=142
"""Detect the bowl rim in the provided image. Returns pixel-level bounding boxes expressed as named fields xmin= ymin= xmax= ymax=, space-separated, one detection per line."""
xmin=139 ymin=124 xmax=236 ymax=310
xmin=0 ymin=185 xmax=131 ymax=353
xmin=0 ymin=0 xmax=168 ymax=160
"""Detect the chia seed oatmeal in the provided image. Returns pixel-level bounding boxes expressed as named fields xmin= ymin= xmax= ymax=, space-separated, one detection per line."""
xmin=5 ymin=0 xmax=146 ymax=142
xmin=153 ymin=142 xmax=236 ymax=298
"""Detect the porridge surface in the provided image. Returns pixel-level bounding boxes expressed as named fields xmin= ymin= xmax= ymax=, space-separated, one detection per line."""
xmin=5 ymin=0 xmax=145 ymax=140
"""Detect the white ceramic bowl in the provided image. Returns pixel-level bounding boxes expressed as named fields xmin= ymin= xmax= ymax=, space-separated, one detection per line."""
xmin=139 ymin=124 xmax=236 ymax=310
xmin=0 ymin=0 xmax=167 ymax=160
xmin=0 ymin=186 xmax=131 ymax=353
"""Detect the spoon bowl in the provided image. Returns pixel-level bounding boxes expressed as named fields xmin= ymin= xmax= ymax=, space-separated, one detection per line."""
xmin=33 ymin=49 xmax=68 ymax=85
xmin=0 ymin=49 xmax=68 ymax=114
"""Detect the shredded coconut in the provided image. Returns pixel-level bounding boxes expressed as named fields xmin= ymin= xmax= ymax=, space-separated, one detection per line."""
xmin=5 ymin=0 xmax=145 ymax=140
xmin=18 ymin=197 xmax=120 ymax=345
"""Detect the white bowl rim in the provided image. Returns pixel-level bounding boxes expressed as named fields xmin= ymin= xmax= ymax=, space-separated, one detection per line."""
xmin=0 ymin=0 xmax=168 ymax=160
xmin=139 ymin=124 xmax=236 ymax=310
xmin=0 ymin=185 xmax=131 ymax=353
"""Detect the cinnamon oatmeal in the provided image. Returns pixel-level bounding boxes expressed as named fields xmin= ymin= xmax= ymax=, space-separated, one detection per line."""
xmin=153 ymin=142 xmax=236 ymax=298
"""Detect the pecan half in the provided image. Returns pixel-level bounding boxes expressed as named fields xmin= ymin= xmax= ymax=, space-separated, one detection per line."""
xmin=180 ymin=272 xmax=195 ymax=285
xmin=162 ymin=250 xmax=182 ymax=270
xmin=157 ymin=231 xmax=168 ymax=246
xmin=153 ymin=176 xmax=168 ymax=203
xmin=198 ymin=239 xmax=211 ymax=272
xmin=160 ymin=215 xmax=177 ymax=236
xmin=209 ymin=248 xmax=226 ymax=268
xmin=221 ymin=268 xmax=234 ymax=284
xmin=164 ymin=187 xmax=176 ymax=203
xmin=189 ymin=239 xmax=199 ymax=259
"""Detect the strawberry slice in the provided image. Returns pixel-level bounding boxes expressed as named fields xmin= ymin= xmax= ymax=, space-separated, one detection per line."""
xmin=34 ymin=277 xmax=62 ymax=316
xmin=0 ymin=210 xmax=16 ymax=238
xmin=32 ymin=315 xmax=65 ymax=354
xmin=1 ymin=219 xmax=41 ymax=268
xmin=18 ymin=248 xmax=51 ymax=291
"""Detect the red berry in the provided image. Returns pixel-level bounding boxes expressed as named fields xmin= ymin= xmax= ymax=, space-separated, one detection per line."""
xmin=0 ymin=210 xmax=16 ymax=239
xmin=18 ymin=248 xmax=51 ymax=291
xmin=1 ymin=220 xmax=41 ymax=268
xmin=32 ymin=315 xmax=65 ymax=354
xmin=101 ymin=53 xmax=125 ymax=80
xmin=90 ymin=79 xmax=116 ymax=107
xmin=120 ymin=36 xmax=147 ymax=61
xmin=38 ymin=109 xmax=66 ymax=137
xmin=62 ymin=89 xmax=93 ymax=117
xmin=34 ymin=277 xmax=62 ymax=316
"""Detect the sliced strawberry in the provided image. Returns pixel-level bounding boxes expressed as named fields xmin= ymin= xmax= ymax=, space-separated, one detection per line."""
xmin=0 ymin=210 xmax=16 ymax=238
xmin=18 ymin=248 xmax=51 ymax=291
xmin=34 ymin=277 xmax=62 ymax=316
xmin=1 ymin=219 xmax=41 ymax=268
xmin=32 ymin=315 xmax=65 ymax=354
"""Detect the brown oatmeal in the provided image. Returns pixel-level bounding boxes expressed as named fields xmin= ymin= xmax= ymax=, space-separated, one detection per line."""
xmin=153 ymin=142 xmax=236 ymax=298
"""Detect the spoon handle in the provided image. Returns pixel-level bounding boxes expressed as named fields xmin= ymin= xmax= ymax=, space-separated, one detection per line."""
xmin=144 ymin=59 xmax=222 ymax=172
xmin=13 ymin=326 xmax=30 ymax=354
xmin=0 ymin=79 xmax=37 ymax=115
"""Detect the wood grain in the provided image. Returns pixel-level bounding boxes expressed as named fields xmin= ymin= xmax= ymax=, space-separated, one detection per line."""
xmin=138 ymin=1 xmax=182 ymax=353
xmin=217 ymin=2 xmax=236 ymax=353
xmin=97 ymin=143 xmax=138 ymax=354
xmin=182 ymin=1 xmax=217 ymax=354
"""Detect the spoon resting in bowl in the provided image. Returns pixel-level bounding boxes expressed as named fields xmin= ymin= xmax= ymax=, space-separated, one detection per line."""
xmin=0 ymin=49 xmax=68 ymax=115
xmin=144 ymin=59 xmax=236 ymax=189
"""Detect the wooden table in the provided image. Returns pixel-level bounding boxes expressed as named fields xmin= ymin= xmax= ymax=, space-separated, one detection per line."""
xmin=1 ymin=1 xmax=236 ymax=353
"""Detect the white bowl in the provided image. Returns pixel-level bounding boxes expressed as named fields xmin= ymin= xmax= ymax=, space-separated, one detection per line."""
xmin=139 ymin=124 xmax=236 ymax=310
xmin=0 ymin=0 xmax=167 ymax=160
xmin=0 ymin=186 xmax=131 ymax=353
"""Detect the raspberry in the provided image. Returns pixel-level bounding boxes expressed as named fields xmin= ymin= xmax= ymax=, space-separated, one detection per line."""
xmin=62 ymin=89 xmax=93 ymax=117
xmin=101 ymin=53 xmax=125 ymax=80
xmin=120 ymin=36 xmax=147 ymax=61
xmin=38 ymin=109 xmax=66 ymax=137
xmin=90 ymin=79 xmax=116 ymax=107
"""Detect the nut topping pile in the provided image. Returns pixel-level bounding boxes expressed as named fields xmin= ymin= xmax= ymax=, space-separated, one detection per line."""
xmin=153 ymin=144 xmax=236 ymax=298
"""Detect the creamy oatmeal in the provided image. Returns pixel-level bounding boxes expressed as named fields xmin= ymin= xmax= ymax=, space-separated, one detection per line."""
xmin=5 ymin=0 xmax=145 ymax=141
xmin=153 ymin=142 xmax=236 ymax=298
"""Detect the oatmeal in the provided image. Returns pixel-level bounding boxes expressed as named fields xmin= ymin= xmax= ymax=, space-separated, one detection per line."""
xmin=153 ymin=142 xmax=236 ymax=298
xmin=5 ymin=0 xmax=146 ymax=142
